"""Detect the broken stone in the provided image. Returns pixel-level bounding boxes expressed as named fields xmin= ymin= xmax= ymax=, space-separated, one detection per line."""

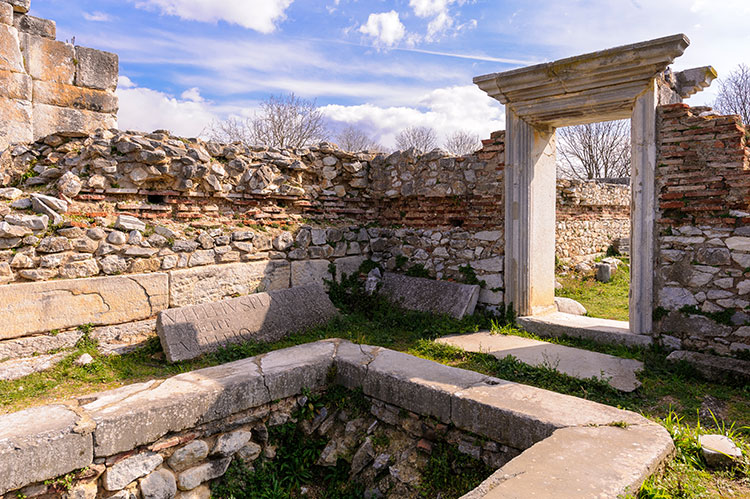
xmin=139 ymin=469 xmax=176 ymax=499
xmin=157 ymin=284 xmax=337 ymax=362
xmin=700 ymin=434 xmax=743 ymax=468
xmin=102 ymin=452 xmax=163 ymax=491
xmin=177 ymin=458 xmax=231 ymax=491
xmin=554 ymin=297 xmax=586 ymax=316
xmin=379 ymin=272 xmax=479 ymax=319
xmin=211 ymin=430 xmax=252 ymax=457
xmin=168 ymin=440 xmax=209 ymax=473
xmin=114 ymin=215 xmax=146 ymax=232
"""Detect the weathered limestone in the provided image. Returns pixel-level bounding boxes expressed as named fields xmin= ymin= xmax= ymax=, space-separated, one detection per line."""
xmin=666 ymin=350 xmax=750 ymax=382
xmin=291 ymin=259 xmax=331 ymax=287
xmin=0 ymin=405 xmax=93 ymax=495
xmin=157 ymin=284 xmax=338 ymax=362
xmin=0 ymin=340 xmax=674 ymax=497
xmin=503 ymin=109 xmax=557 ymax=316
xmin=168 ymin=261 xmax=290 ymax=308
xmin=437 ymin=332 xmax=643 ymax=392
xmin=379 ymin=272 xmax=480 ymax=319
xmin=699 ymin=434 xmax=743 ymax=468
xmin=518 ymin=312 xmax=653 ymax=348
xmin=0 ymin=273 xmax=168 ymax=340
xmin=468 ymin=425 xmax=674 ymax=499
xmin=74 ymin=46 xmax=119 ymax=91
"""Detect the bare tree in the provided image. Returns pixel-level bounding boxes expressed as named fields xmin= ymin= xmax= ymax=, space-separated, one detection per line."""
xmin=205 ymin=93 xmax=329 ymax=148
xmin=336 ymin=125 xmax=384 ymax=152
xmin=395 ymin=126 xmax=438 ymax=152
xmin=557 ymin=120 xmax=630 ymax=180
xmin=443 ymin=130 xmax=481 ymax=156
xmin=714 ymin=64 xmax=750 ymax=125
xmin=204 ymin=117 xmax=253 ymax=144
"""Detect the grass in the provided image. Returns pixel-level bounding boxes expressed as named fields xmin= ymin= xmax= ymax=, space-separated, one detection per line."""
xmin=1 ymin=270 xmax=749 ymax=497
xmin=556 ymin=259 xmax=630 ymax=321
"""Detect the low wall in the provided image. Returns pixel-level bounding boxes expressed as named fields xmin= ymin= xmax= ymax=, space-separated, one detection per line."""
xmin=0 ymin=339 xmax=674 ymax=498
xmin=0 ymin=0 xmax=118 ymax=149
xmin=654 ymin=104 xmax=750 ymax=355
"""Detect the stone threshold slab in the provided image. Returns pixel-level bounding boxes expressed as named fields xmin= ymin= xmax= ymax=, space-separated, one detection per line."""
xmin=518 ymin=312 xmax=652 ymax=348
xmin=437 ymin=331 xmax=643 ymax=392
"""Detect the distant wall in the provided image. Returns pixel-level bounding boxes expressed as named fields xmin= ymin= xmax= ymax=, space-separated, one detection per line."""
xmin=555 ymin=179 xmax=630 ymax=261
xmin=0 ymin=0 xmax=118 ymax=150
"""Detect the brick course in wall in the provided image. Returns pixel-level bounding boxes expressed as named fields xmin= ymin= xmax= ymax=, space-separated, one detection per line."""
xmin=655 ymin=103 xmax=750 ymax=355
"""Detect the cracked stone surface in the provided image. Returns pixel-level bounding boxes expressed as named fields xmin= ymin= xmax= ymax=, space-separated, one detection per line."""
xmin=0 ymin=352 xmax=68 ymax=380
xmin=437 ymin=331 xmax=643 ymax=392
xmin=0 ymin=273 xmax=168 ymax=340
xmin=380 ymin=272 xmax=480 ymax=319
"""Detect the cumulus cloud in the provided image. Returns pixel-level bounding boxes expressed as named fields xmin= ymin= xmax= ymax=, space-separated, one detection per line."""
xmin=321 ymin=84 xmax=504 ymax=148
xmin=116 ymin=77 xmax=220 ymax=137
xmin=132 ymin=0 xmax=293 ymax=33
xmin=359 ymin=11 xmax=406 ymax=47
xmin=409 ymin=0 xmax=471 ymax=41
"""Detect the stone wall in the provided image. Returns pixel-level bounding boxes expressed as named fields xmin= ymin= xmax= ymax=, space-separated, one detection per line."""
xmin=0 ymin=0 xmax=118 ymax=150
xmin=654 ymin=103 xmax=750 ymax=355
xmin=0 ymin=339 xmax=673 ymax=498
xmin=556 ymin=178 xmax=630 ymax=260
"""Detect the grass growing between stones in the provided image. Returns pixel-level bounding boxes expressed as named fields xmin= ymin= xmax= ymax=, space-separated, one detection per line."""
xmin=1 ymin=269 xmax=749 ymax=496
xmin=556 ymin=260 xmax=630 ymax=321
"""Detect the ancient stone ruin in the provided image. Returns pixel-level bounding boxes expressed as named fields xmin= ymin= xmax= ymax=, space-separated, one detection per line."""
xmin=1 ymin=0 xmax=749 ymax=496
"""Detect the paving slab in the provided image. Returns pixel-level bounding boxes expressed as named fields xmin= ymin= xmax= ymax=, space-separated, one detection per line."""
xmin=437 ymin=331 xmax=642 ymax=392
xmin=380 ymin=272 xmax=480 ymax=319
xmin=465 ymin=424 xmax=674 ymax=499
xmin=518 ymin=312 xmax=652 ymax=348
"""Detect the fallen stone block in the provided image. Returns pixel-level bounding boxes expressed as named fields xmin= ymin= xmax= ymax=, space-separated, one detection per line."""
xmin=379 ymin=272 xmax=479 ymax=319
xmin=700 ymin=434 xmax=743 ymax=468
xmin=554 ymin=296 xmax=586 ymax=315
xmin=666 ymin=350 xmax=750 ymax=383
xmin=0 ymin=272 xmax=169 ymax=340
xmin=168 ymin=260 xmax=291 ymax=308
xmin=0 ymin=351 xmax=68 ymax=380
xmin=157 ymin=284 xmax=338 ymax=362
xmin=0 ymin=405 xmax=93 ymax=495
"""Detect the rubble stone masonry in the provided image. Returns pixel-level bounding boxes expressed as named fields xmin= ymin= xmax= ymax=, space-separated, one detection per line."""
xmin=655 ymin=103 xmax=750 ymax=355
xmin=0 ymin=0 xmax=118 ymax=150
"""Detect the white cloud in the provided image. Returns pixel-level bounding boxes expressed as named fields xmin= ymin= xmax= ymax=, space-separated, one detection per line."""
xmin=409 ymin=0 xmax=469 ymax=41
xmin=83 ymin=11 xmax=113 ymax=22
xmin=116 ymin=78 xmax=221 ymax=137
xmin=359 ymin=11 xmax=406 ymax=47
xmin=321 ymin=84 xmax=504 ymax=148
xmin=132 ymin=0 xmax=293 ymax=33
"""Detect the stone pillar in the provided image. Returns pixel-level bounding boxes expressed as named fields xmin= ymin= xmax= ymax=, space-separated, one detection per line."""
xmin=504 ymin=108 xmax=557 ymax=317
xmin=629 ymin=82 xmax=658 ymax=335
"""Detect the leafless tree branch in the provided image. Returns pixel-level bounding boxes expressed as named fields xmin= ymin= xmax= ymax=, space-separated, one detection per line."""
xmin=395 ymin=126 xmax=438 ymax=153
xmin=557 ymin=120 xmax=631 ymax=180
xmin=714 ymin=64 xmax=750 ymax=126
xmin=443 ymin=130 xmax=481 ymax=156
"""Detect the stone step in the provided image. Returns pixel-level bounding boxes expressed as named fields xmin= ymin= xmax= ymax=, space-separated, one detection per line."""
xmin=517 ymin=312 xmax=652 ymax=348
xmin=436 ymin=331 xmax=643 ymax=392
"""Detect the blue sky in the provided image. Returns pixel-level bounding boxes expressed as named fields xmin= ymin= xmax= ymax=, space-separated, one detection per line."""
xmin=28 ymin=0 xmax=750 ymax=147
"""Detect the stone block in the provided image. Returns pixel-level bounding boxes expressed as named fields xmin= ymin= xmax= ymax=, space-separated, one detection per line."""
xmin=84 ymin=357 xmax=269 ymax=456
xmin=75 ymin=45 xmax=118 ymax=91
xmin=32 ymin=80 xmax=119 ymax=113
xmin=334 ymin=255 xmax=365 ymax=281
xmin=140 ymin=469 xmax=177 ymax=499
xmin=168 ymin=261 xmax=290 ymax=308
xmin=0 ymin=24 xmax=23 ymax=73
xmin=0 ymin=272 xmax=169 ymax=340
xmin=450 ymin=380 xmax=648 ymax=450
xmin=102 ymin=452 xmax=163 ymax=491
xmin=13 ymin=14 xmax=55 ymax=39
xmin=0 ymin=69 xmax=30 ymax=100
xmin=0 ymin=96 xmax=32 ymax=148
xmin=157 ymin=284 xmax=338 ymax=362
xmin=333 ymin=340 xmax=381 ymax=390
xmin=0 ymin=3 xmax=12 ymax=25
xmin=666 ymin=350 xmax=750 ymax=383
xmin=5 ymin=0 xmax=29 ymax=14
xmin=291 ymin=259 xmax=331 ymax=287
xmin=380 ymin=272 xmax=480 ymax=319
xmin=177 ymin=458 xmax=231 ymax=491
xmin=168 ymin=440 xmax=209 ymax=472
xmin=0 ymin=405 xmax=93 ymax=494
xmin=32 ymin=102 xmax=117 ymax=140
xmin=471 ymin=425 xmax=673 ymax=499
xmin=259 ymin=340 xmax=336 ymax=400
xmin=363 ymin=348 xmax=491 ymax=423
xmin=20 ymin=33 xmax=75 ymax=83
